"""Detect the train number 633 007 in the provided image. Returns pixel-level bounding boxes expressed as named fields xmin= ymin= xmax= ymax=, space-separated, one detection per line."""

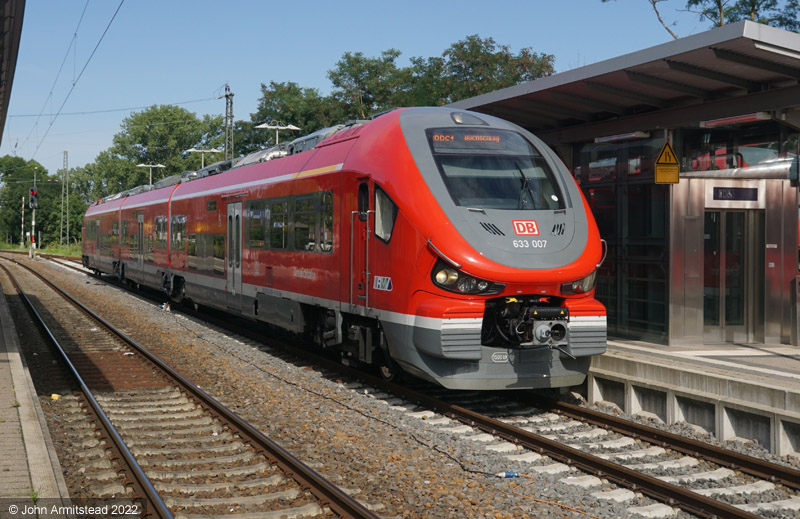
xmin=512 ymin=239 xmax=547 ymax=248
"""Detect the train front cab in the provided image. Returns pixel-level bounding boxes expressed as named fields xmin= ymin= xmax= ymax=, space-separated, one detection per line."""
xmin=386 ymin=109 xmax=606 ymax=390
xmin=326 ymin=108 xmax=607 ymax=390
xmin=345 ymin=174 xmax=606 ymax=391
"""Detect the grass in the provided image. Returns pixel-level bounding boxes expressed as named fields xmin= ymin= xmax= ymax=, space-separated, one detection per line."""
xmin=0 ymin=241 xmax=82 ymax=258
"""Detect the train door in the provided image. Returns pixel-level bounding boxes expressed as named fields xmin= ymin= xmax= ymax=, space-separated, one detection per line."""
xmin=137 ymin=214 xmax=144 ymax=273
xmin=227 ymin=202 xmax=243 ymax=309
xmin=349 ymin=180 xmax=373 ymax=316
xmin=703 ymin=210 xmax=765 ymax=343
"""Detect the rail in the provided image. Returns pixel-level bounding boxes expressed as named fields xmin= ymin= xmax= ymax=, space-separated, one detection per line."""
xmin=0 ymin=260 xmax=173 ymax=519
xmin=4 ymin=256 xmax=382 ymax=519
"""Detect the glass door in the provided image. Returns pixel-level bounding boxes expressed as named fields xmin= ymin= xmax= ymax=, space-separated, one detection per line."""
xmin=227 ymin=202 xmax=242 ymax=309
xmin=703 ymin=210 xmax=764 ymax=343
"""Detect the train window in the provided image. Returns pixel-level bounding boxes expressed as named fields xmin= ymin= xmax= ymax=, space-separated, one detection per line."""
xmin=171 ymin=215 xmax=186 ymax=250
xmin=155 ymin=216 xmax=168 ymax=250
xmin=320 ymin=192 xmax=333 ymax=252
xmin=86 ymin=220 xmax=95 ymax=241
xmin=112 ymin=221 xmax=119 ymax=236
xmin=122 ymin=221 xmax=131 ymax=253
xmin=130 ymin=220 xmax=138 ymax=252
xmin=213 ymin=234 xmax=225 ymax=274
xmin=227 ymin=214 xmax=234 ymax=267
xmin=235 ymin=214 xmax=241 ymax=268
xmin=144 ymin=219 xmax=154 ymax=263
xmin=426 ymin=128 xmax=565 ymax=211
xmin=270 ymin=201 xmax=288 ymax=249
xmin=294 ymin=197 xmax=316 ymax=251
xmin=186 ymin=233 xmax=226 ymax=276
xmin=187 ymin=234 xmax=197 ymax=269
xmin=245 ymin=200 xmax=267 ymax=249
xmin=375 ymin=187 xmax=398 ymax=243
xmin=207 ymin=200 xmax=217 ymax=212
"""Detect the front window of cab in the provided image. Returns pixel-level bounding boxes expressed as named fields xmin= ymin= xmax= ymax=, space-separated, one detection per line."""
xmin=426 ymin=128 xmax=565 ymax=211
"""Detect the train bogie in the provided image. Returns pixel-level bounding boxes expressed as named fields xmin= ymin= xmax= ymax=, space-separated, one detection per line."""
xmin=83 ymin=107 xmax=606 ymax=390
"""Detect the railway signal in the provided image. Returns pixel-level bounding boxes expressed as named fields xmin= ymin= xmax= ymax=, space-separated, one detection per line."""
xmin=29 ymin=187 xmax=38 ymax=209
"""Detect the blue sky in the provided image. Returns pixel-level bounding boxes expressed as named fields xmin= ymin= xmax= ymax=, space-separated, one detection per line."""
xmin=2 ymin=0 xmax=706 ymax=177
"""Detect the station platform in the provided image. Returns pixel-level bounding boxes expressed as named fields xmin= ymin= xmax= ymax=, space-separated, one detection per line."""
xmin=0 ymin=286 xmax=70 ymax=515
xmin=588 ymin=339 xmax=800 ymax=457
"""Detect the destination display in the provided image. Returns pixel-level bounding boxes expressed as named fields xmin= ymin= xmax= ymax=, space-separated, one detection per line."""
xmin=427 ymin=128 xmax=532 ymax=154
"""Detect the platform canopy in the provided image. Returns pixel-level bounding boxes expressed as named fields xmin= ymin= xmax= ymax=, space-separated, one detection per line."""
xmin=0 ymin=0 xmax=24 ymax=145
xmin=449 ymin=21 xmax=800 ymax=145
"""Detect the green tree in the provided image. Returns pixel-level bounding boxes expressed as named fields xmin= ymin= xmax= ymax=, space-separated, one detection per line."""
xmin=327 ymin=49 xmax=410 ymax=119
xmin=232 ymin=120 xmax=262 ymax=157
xmin=70 ymin=152 xmax=139 ymax=203
xmin=610 ymin=0 xmax=800 ymax=39
xmin=246 ymin=36 xmax=555 ymax=140
xmin=698 ymin=0 xmax=800 ymax=31
xmin=403 ymin=56 xmax=448 ymax=106
xmin=241 ymin=81 xmax=345 ymax=154
xmin=109 ymin=104 xmax=224 ymax=185
xmin=0 ymin=157 xmax=49 ymax=245
xmin=433 ymin=35 xmax=555 ymax=104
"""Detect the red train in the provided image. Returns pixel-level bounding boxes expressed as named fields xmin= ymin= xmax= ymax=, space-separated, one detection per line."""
xmin=83 ymin=107 xmax=606 ymax=390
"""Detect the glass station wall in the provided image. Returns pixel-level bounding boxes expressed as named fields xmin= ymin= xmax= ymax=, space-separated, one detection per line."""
xmin=572 ymin=137 xmax=669 ymax=342
xmin=680 ymin=121 xmax=797 ymax=174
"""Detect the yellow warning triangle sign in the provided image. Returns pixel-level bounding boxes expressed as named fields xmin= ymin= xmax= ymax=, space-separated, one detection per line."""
xmin=656 ymin=141 xmax=678 ymax=165
xmin=655 ymin=141 xmax=680 ymax=184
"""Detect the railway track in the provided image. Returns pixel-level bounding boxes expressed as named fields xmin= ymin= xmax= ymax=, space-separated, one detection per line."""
xmin=148 ymin=284 xmax=800 ymax=519
xmin=19 ymin=253 xmax=800 ymax=518
xmin=0 ymin=256 xmax=382 ymax=519
xmin=392 ymin=385 xmax=800 ymax=519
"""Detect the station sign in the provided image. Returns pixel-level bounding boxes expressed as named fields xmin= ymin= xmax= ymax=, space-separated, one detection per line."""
xmin=655 ymin=141 xmax=680 ymax=184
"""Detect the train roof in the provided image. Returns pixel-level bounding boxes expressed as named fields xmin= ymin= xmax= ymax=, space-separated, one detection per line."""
xmin=87 ymin=119 xmax=374 ymax=215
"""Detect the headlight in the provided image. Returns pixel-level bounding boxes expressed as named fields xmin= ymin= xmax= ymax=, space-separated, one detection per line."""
xmin=561 ymin=270 xmax=597 ymax=295
xmin=435 ymin=268 xmax=459 ymax=286
xmin=431 ymin=260 xmax=505 ymax=295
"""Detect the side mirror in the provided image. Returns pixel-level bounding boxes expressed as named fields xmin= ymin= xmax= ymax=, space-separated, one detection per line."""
xmin=358 ymin=183 xmax=369 ymax=222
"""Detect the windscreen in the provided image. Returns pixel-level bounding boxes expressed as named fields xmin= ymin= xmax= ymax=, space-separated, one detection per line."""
xmin=426 ymin=128 xmax=565 ymax=210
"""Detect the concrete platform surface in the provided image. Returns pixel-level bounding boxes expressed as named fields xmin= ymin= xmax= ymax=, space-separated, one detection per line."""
xmin=0 ymin=284 xmax=70 ymax=515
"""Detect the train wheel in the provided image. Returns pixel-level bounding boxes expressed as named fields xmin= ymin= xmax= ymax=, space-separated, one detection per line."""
xmin=376 ymin=350 xmax=401 ymax=383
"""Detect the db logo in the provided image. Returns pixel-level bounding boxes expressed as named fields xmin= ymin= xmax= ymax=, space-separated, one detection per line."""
xmin=512 ymin=220 xmax=540 ymax=236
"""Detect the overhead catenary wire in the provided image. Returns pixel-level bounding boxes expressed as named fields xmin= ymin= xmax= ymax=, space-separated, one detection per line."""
xmin=9 ymin=96 xmax=218 ymax=118
xmin=19 ymin=0 xmax=91 ymax=152
xmin=30 ymin=0 xmax=126 ymax=160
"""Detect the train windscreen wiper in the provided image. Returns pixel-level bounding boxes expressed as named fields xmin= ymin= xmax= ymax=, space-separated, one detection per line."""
xmin=516 ymin=162 xmax=532 ymax=210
